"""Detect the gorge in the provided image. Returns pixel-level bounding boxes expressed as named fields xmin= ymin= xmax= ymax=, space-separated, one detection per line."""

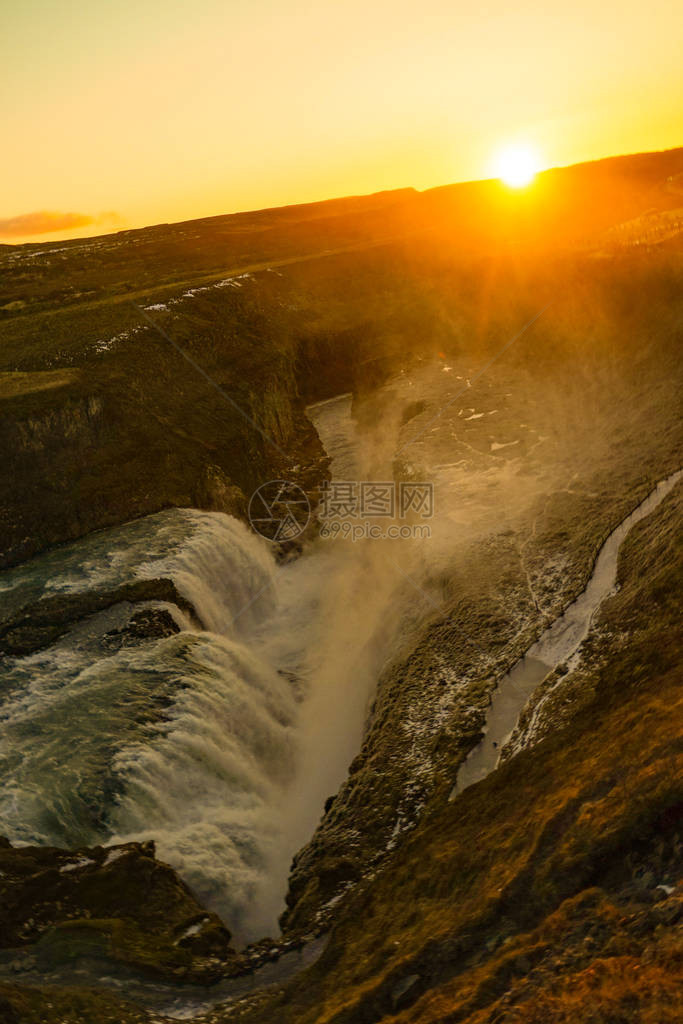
xmin=0 ymin=149 xmax=681 ymax=1023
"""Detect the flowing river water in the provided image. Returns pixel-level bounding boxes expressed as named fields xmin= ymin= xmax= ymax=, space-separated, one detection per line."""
xmin=0 ymin=386 xmax=679 ymax=1015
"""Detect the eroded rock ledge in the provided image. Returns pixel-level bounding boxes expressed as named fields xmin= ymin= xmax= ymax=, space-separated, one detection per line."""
xmin=0 ymin=836 xmax=237 ymax=985
xmin=0 ymin=578 xmax=196 ymax=657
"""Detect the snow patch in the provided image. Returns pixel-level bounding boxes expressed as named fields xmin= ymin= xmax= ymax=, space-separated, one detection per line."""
xmin=103 ymin=847 xmax=129 ymax=865
xmin=491 ymin=440 xmax=519 ymax=452
xmin=175 ymin=917 xmax=210 ymax=943
xmin=60 ymin=857 xmax=96 ymax=873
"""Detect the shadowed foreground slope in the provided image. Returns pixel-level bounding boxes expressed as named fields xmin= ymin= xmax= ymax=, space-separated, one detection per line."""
xmin=222 ymin=484 xmax=682 ymax=1024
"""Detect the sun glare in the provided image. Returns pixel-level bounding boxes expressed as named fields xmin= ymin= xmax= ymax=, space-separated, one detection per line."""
xmin=494 ymin=143 xmax=540 ymax=188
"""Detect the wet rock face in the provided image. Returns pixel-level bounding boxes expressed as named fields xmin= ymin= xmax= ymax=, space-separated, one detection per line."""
xmin=0 ymin=577 xmax=194 ymax=657
xmin=279 ymin=535 xmax=543 ymax=937
xmin=102 ymin=607 xmax=180 ymax=648
xmin=0 ymin=837 xmax=238 ymax=983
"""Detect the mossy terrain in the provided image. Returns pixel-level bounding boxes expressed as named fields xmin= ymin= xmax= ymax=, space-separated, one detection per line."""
xmin=213 ymin=479 xmax=682 ymax=1024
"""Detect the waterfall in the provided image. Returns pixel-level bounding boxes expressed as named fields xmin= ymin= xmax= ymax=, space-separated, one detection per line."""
xmin=135 ymin=510 xmax=277 ymax=633
xmin=0 ymin=391 xmax=431 ymax=943
xmin=0 ymin=510 xmax=298 ymax=942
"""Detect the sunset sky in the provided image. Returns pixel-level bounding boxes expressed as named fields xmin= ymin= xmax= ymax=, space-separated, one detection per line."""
xmin=3 ymin=0 xmax=682 ymax=243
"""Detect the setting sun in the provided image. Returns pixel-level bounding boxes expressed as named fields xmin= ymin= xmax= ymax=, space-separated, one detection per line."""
xmin=494 ymin=144 xmax=541 ymax=188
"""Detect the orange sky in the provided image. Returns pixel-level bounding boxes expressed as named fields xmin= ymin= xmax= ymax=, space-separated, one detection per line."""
xmin=3 ymin=0 xmax=682 ymax=243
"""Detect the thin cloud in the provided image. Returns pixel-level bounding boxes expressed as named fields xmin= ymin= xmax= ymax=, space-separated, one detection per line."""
xmin=0 ymin=210 xmax=121 ymax=238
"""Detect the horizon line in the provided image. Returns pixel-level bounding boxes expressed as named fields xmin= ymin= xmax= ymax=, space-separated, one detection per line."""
xmin=2 ymin=141 xmax=681 ymax=249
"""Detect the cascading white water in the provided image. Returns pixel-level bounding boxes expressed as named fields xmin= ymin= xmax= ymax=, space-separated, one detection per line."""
xmin=0 ymin=511 xmax=300 ymax=941
xmin=108 ymin=633 xmax=300 ymax=934
xmin=0 ymin=395 xmax=418 ymax=943
xmin=135 ymin=511 xmax=277 ymax=634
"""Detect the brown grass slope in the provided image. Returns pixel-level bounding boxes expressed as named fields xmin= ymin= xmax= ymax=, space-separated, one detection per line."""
xmin=224 ymin=484 xmax=683 ymax=1024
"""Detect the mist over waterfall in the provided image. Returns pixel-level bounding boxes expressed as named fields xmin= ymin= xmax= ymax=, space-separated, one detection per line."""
xmin=1 ymin=107 xmax=680 ymax=1022
xmin=0 ymin=393 xmax=424 ymax=943
xmin=1 ymin=369 xmax=602 ymax=945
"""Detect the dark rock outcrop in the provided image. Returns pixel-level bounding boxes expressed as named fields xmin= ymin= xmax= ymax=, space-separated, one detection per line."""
xmin=0 ymin=837 xmax=238 ymax=984
xmin=0 ymin=577 xmax=195 ymax=657
xmin=102 ymin=607 xmax=181 ymax=648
